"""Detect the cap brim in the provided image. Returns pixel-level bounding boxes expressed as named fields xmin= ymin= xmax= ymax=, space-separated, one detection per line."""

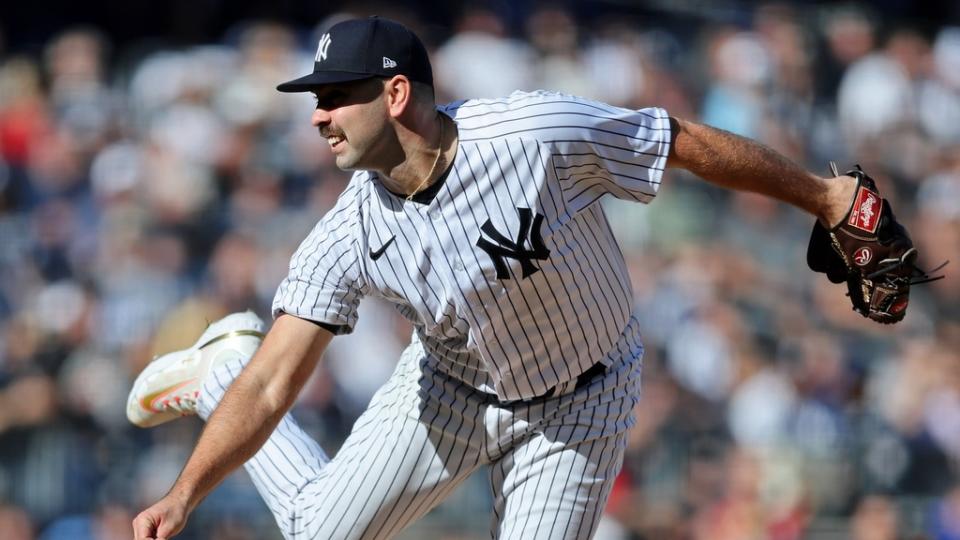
xmin=276 ymin=71 xmax=376 ymax=93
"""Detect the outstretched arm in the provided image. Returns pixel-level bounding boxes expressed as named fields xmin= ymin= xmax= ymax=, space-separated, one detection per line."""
xmin=132 ymin=314 xmax=334 ymax=540
xmin=666 ymin=117 xmax=856 ymax=227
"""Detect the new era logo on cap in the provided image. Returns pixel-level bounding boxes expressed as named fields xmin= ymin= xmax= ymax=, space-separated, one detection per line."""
xmin=276 ymin=16 xmax=433 ymax=93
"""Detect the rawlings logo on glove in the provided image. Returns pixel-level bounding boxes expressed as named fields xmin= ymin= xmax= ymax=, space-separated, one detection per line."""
xmin=807 ymin=163 xmax=947 ymax=324
xmin=848 ymin=185 xmax=880 ymax=233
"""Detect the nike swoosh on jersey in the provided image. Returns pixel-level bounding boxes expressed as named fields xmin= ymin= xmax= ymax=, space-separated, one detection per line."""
xmin=369 ymin=235 xmax=396 ymax=261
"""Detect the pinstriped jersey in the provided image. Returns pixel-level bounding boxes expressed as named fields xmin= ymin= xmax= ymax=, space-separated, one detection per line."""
xmin=273 ymin=90 xmax=671 ymax=401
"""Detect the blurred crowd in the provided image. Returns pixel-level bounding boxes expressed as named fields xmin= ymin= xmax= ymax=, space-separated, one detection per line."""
xmin=1 ymin=2 xmax=959 ymax=539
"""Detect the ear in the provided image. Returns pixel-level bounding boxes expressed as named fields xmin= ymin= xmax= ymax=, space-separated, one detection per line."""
xmin=383 ymin=75 xmax=413 ymax=119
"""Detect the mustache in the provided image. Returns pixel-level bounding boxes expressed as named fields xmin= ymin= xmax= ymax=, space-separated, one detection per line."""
xmin=320 ymin=127 xmax=344 ymax=138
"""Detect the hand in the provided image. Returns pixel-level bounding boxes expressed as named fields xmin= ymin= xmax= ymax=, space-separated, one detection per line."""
xmin=819 ymin=173 xmax=859 ymax=228
xmin=807 ymin=163 xmax=945 ymax=324
xmin=132 ymin=494 xmax=190 ymax=540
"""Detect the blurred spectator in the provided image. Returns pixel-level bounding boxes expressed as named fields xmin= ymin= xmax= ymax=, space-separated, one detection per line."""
xmin=525 ymin=6 xmax=598 ymax=98
xmin=930 ymin=486 xmax=960 ymax=540
xmin=434 ymin=8 xmax=535 ymax=100
xmin=701 ymin=29 xmax=772 ymax=139
xmin=0 ymin=504 xmax=33 ymax=540
xmin=850 ymin=495 xmax=900 ymax=540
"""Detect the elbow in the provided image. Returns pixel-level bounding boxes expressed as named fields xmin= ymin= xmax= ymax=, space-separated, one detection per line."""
xmin=234 ymin=363 xmax=297 ymax=417
xmin=262 ymin=377 xmax=298 ymax=415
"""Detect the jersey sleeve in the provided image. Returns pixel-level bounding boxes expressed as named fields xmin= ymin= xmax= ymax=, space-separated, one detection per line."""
xmin=271 ymin=177 xmax=367 ymax=334
xmin=543 ymin=94 xmax=671 ymax=211
xmin=455 ymin=90 xmax=671 ymax=212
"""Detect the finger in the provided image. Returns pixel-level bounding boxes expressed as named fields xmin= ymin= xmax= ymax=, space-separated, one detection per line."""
xmin=157 ymin=515 xmax=182 ymax=539
xmin=133 ymin=514 xmax=158 ymax=540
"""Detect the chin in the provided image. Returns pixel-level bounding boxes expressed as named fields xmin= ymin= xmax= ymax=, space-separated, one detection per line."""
xmin=334 ymin=154 xmax=361 ymax=171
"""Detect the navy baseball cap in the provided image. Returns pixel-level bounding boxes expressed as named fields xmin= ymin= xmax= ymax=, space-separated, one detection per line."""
xmin=277 ymin=16 xmax=433 ymax=92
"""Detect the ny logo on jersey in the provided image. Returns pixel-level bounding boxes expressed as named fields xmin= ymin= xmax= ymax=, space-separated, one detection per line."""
xmin=315 ymin=33 xmax=332 ymax=62
xmin=476 ymin=208 xmax=550 ymax=280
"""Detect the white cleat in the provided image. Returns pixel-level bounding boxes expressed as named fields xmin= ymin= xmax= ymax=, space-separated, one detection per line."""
xmin=126 ymin=311 xmax=266 ymax=428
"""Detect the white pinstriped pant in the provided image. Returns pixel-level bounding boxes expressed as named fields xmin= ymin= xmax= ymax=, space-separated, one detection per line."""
xmin=198 ymin=331 xmax=642 ymax=540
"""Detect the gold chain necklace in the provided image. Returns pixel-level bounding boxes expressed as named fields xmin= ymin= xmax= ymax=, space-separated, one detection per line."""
xmin=406 ymin=114 xmax=445 ymax=201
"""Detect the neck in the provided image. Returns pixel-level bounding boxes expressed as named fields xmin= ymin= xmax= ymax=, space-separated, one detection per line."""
xmin=378 ymin=112 xmax=452 ymax=198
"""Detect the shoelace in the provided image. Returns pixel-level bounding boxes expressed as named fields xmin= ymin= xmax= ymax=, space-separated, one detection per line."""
xmin=157 ymin=390 xmax=200 ymax=415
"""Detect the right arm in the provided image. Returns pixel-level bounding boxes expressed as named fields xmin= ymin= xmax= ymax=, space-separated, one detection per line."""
xmin=133 ymin=314 xmax=334 ymax=540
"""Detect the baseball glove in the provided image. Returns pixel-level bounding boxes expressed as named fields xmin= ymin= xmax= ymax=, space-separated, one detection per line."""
xmin=807 ymin=163 xmax=946 ymax=324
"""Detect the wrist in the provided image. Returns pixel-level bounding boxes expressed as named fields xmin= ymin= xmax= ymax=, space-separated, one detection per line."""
xmin=819 ymin=175 xmax=858 ymax=228
xmin=167 ymin=482 xmax=200 ymax=512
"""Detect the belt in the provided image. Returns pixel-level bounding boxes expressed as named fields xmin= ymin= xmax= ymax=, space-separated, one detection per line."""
xmin=507 ymin=362 xmax=608 ymax=405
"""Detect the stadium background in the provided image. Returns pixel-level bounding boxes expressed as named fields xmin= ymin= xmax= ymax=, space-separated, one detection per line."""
xmin=1 ymin=1 xmax=960 ymax=538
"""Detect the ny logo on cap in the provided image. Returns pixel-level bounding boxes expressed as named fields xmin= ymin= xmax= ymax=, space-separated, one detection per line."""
xmin=315 ymin=33 xmax=332 ymax=62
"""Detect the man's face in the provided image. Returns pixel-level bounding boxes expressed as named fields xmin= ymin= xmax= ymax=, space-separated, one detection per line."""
xmin=311 ymin=78 xmax=390 ymax=171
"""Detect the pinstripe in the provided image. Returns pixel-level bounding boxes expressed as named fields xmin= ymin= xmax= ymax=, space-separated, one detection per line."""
xmin=584 ymin=435 xmax=626 ymax=539
xmin=566 ymin=208 xmax=631 ymax=333
xmin=540 ymin=138 xmax=666 ymax=159
xmin=569 ymin=207 xmax=630 ymax=332
xmin=454 ymin=92 xmax=659 ymax=121
xmin=490 ymin=143 xmax=573 ymax=381
xmin=526 ymin=145 xmax=604 ymax=374
xmin=530 ymin=141 xmax=607 ymax=363
xmin=350 ymin=373 xmax=452 ymax=536
xmin=458 ymin=109 xmax=666 ymax=133
xmin=482 ymin=141 xmax=554 ymax=385
xmin=566 ymin=179 xmax=650 ymax=207
xmin=221 ymin=354 xmax=332 ymax=502
xmin=460 ymin=123 xmax=664 ymax=146
xmin=460 ymin=143 xmax=543 ymax=367
xmin=561 ymin=174 xmax=653 ymax=200
xmin=273 ymin=94 xmax=666 ymax=400
xmin=533 ymin=415 xmax=583 ymax=539
xmin=313 ymin=371 xmax=429 ymax=535
xmin=518 ymin=141 xmax=595 ymax=359
xmin=299 ymin=347 xmax=485 ymax=539
xmin=547 ymin=433 xmax=596 ymax=539
xmin=292 ymin=359 xmax=411 ymax=506
xmin=288 ymin=374 xmax=412 ymax=535
xmin=505 ymin=140 xmax=581 ymax=383
xmin=384 ymin=201 xmax=465 ymax=333
xmin=383 ymin=376 xmax=488 ymax=533
xmin=582 ymin=208 xmax=633 ymax=316
xmin=297 ymin=234 xmax=350 ymax=311
xmin=315 ymin=248 xmax=355 ymax=316
xmin=554 ymin=150 xmax=665 ymax=172
xmin=500 ymin=429 xmax=548 ymax=539
xmin=568 ymin=433 xmax=614 ymax=540
xmin=298 ymin=193 xmax=361 ymax=307
xmin=202 ymin=318 xmax=643 ymax=540
xmin=363 ymin=210 xmax=431 ymax=316
xmin=557 ymin=163 xmax=657 ymax=186
xmin=285 ymin=181 xmax=360 ymax=306
xmin=433 ymin=164 xmax=517 ymax=386
xmin=375 ymin=380 xmax=472 ymax=537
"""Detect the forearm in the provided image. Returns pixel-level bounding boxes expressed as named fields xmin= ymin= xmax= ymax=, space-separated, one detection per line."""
xmin=164 ymin=315 xmax=332 ymax=512
xmin=667 ymin=117 xmax=855 ymax=226
xmin=166 ymin=365 xmax=290 ymax=511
